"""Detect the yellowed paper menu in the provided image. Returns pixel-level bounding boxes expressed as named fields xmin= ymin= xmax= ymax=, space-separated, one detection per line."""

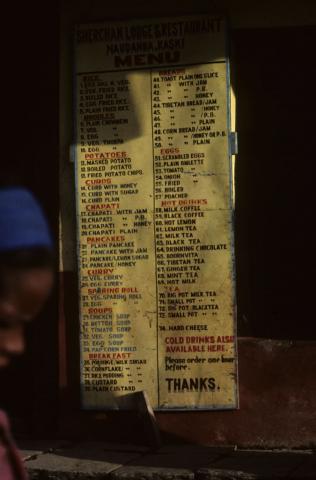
xmin=75 ymin=15 xmax=237 ymax=410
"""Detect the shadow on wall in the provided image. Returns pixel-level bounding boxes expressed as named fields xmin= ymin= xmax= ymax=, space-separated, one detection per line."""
xmin=232 ymin=26 xmax=316 ymax=341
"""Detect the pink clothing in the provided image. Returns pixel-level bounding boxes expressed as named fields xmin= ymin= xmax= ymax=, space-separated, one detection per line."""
xmin=0 ymin=410 xmax=28 ymax=480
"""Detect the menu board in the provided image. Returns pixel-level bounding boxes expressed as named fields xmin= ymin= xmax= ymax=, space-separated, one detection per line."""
xmin=74 ymin=15 xmax=238 ymax=410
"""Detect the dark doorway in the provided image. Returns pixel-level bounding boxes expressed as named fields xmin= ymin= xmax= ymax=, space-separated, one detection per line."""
xmin=233 ymin=27 xmax=316 ymax=340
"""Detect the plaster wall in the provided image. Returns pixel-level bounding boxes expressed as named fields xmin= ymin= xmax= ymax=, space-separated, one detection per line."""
xmin=59 ymin=1 xmax=316 ymax=447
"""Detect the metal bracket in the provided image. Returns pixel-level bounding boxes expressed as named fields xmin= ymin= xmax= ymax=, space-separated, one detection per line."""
xmin=69 ymin=144 xmax=76 ymax=163
xmin=229 ymin=132 xmax=238 ymax=155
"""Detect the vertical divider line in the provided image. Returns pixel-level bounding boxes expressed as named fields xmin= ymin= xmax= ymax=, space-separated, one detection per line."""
xmin=150 ymin=69 xmax=160 ymax=407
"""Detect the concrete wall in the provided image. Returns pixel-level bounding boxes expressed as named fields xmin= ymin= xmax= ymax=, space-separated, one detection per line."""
xmin=58 ymin=1 xmax=316 ymax=447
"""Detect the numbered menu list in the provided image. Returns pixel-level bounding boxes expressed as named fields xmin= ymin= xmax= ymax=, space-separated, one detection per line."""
xmin=77 ymin=70 xmax=158 ymax=409
xmin=75 ymin=16 xmax=237 ymax=410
